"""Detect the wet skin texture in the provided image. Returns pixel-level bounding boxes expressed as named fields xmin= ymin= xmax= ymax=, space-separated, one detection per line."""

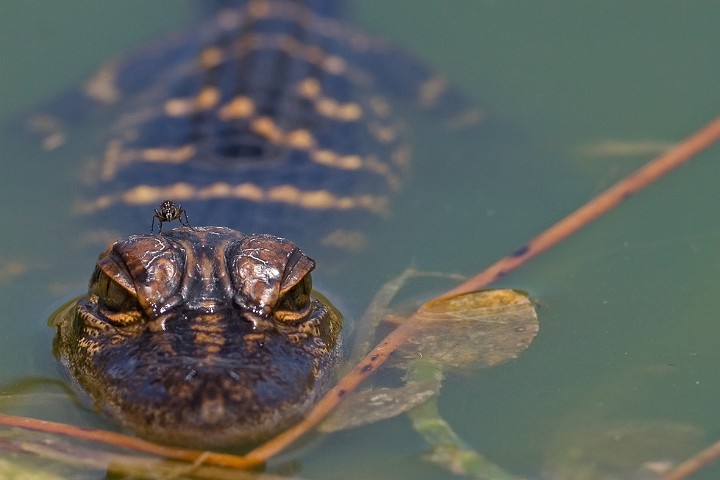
xmin=52 ymin=226 xmax=342 ymax=447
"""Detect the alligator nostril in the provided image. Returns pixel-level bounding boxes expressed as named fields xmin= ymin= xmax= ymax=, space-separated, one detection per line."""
xmin=199 ymin=389 xmax=226 ymax=424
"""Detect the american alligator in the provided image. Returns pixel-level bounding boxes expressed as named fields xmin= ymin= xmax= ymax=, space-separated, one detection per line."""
xmin=48 ymin=0 xmax=476 ymax=447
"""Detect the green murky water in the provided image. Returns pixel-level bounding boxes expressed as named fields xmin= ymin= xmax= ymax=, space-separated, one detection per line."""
xmin=1 ymin=1 xmax=720 ymax=478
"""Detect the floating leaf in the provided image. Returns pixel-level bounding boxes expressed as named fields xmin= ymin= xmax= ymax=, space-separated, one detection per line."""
xmin=320 ymin=289 xmax=538 ymax=432
xmin=400 ymin=289 xmax=539 ymax=370
xmin=318 ymin=380 xmax=439 ymax=432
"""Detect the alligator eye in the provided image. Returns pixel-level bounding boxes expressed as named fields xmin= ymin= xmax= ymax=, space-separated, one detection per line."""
xmin=274 ymin=275 xmax=313 ymax=323
xmin=90 ymin=268 xmax=140 ymax=314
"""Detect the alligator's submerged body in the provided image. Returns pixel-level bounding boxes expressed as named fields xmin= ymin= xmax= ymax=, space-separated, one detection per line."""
xmin=63 ymin=0 xmax=469 ymax=253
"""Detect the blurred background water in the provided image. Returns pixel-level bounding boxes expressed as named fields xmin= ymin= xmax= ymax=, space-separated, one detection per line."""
xmin=1 ymin=1 xmax=719 ymax=478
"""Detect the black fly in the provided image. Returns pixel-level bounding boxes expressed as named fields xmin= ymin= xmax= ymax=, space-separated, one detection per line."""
xmin=151 ymin=200 xmax=192 ymax=233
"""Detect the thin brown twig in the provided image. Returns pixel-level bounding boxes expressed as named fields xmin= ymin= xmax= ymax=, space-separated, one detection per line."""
xmin=442 ymin=115 xmax=720 ymax=298
xmin=0 ymin=413 xmax=264 ymax=469
xmin=13 ymin=437 xmax=265 ymax=480
xmin=247 ymin=307 xmax=424 ymax=460
xmin=248 ymin=114 xmax=720 ymax=460
xmin=662 ymin=437 xmax=720 ymax=480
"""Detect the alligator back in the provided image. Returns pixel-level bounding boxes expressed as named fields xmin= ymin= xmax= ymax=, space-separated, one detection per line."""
xmin=47 ymin=0 xmax=475 ymax=254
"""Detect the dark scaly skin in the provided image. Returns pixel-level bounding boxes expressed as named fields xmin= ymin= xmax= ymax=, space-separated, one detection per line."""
xmin=52 ymin=226 xmax=342 ymax=447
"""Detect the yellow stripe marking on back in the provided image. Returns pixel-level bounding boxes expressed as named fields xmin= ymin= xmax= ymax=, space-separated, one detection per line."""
xmin=218 ymin=96 xmax=256 ymax=120
xmin=199 ymin=46 xmax=224 ymax=69
xmin=418 ymin=74 xmax=448 ymax=108
xmin=164 ymin=87 xmax=220 ymax=117
xmin=141 ymin=145 xmax=197 ymax=163
xmin=296 ymin=78 xmax=363 ymax=121
xmin=83 ymin=60 xmax=121 ymax=105
xmin=79 ymin=182 xmax=389 ymax=216
xmin=196 ymin=87 xmax=221 ymax=110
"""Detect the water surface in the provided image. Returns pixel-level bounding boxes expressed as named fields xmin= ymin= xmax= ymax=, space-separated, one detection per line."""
xmin=1 ymin=1 xmax=720 ymax=478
